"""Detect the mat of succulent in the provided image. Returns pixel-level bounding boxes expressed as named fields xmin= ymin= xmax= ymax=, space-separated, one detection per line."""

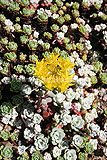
xmin=0 ymin=0 xmax=107 ymax=160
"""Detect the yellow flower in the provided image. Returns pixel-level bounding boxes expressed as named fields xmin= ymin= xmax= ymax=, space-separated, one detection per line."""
xmin=32 ymin=53 xmax=75 ymax=93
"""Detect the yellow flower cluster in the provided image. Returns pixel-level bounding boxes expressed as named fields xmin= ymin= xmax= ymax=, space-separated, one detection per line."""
xmin=32 ymin=53 xmax=75 ymax=93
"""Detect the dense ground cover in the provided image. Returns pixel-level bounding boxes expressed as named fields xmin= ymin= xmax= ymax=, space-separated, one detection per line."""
xmin=0 ymin=0 xmax=107 ymax=159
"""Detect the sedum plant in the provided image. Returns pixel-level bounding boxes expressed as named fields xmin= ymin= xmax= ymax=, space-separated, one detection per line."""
xmin=65 ymin=43 xmax=72 ymax=51
xmin=0 ymin=102 xmax=12 ymax=115
xmin=14 ymin=65 xmax=24 ymax=73
xmin=0 ymin=130 xmax=10 ymax=141
xmin=20 ymin=35 xmax=29 ymax=44
xmin=64 ymin=14 xmax=71 ymax=21
xmin=51 ymin=24 xmax=59 ymax=32
xmin=78 ymin=152 xmax=87 ymax=160
xmin=23 ymin=25 xmax=32 ymax=35
xmin=42 ymin=43 xmax=50 ymax=51
xmin=58 ymin=9 xmax=64 ymax=16
xmin=72 ymin=2 xmax=80 ymax=9
xmin=37 ymin=13 xmax=48 ymax=22
xmin=99 ymin=73 xmax=107 ymax=84
xmin=17 ymin=155 xmax=29 ymax=160
xmin=0 ymin=14 xmax=6 ymax=22
xmin=59 ymin=50 xmax=69 ymax=58
xmin=76 ymin=43 xmax=84 ymax=51
xmin=55 ymin=0 xmax=63 ymax=7
xmin=42 ymin=51 xmax=51 ymax=58
xmin=72 ymin=9 xmax=79 ymax=18
xmin=78 ymin=25 xmax=88 ymax=35
xmin=10 ymin=132 xmax=18 ymax=141
xmin=1 ymin=146 xmax=13 ymax=159
xmin=21 ymin=7 xmax=35 ymax=17
xmin=85 ymin=142 xmax=94 ymax=154
xmin=31 ymin=151 xmax=43 ymax=160
xmin=14 ymin=23 xmax=22 ymax=32
xmin=6 ymin=42 xmax=18 ymax=51
xmin=12 ymin=94 xmax=24 ymax=105
xmin=63 ymin=37 xmax=70 ymax=44
xmin=25 ymin=64 xmax=35 ymax=75
xmin=43 ymin=32 xmax=52 ymax=39
xmin=20 ymin=0 xmax=30 ymax=7
xmin=53 ymin=47 xmax=60 ymax=54
xmin=91 ymin=76 xmax=98 ymax=84
xmin=1 ymin=66 xmax=9 ymax=75
xmin=50 ymin=4 xmax=58 ymax=13
xmin=29 ymin=54 xmax=38 ymax=63
xmin=19 ymin=52 xmax=27 ymax=61
xmin=32 ymin=53 xmax=75 ymax=93
xmin=4 ymin=52 xmax=17 ymax=62
xmin=57 ymin=16 xmax=65 ymax=24
xmin=0 ymin=0 xmax=10 ymax=7
xmin=0 ymin=37 xmax=8 ymax=45
xmin=8 ymin=1 xmax=20 ymax=11
xmin=93 ymin=61 xmax=103 ymax=73
xmin=28 ymin=39 xmax=38 ymax=50
xmin=10 ymin=80 xmax=22 ymax=92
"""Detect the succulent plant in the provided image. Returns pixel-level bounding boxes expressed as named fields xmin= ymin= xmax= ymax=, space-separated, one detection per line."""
xmin=21 ymin=7 xmax=35 ymax=17
xmin=42 ymin=43 xmax=50 ymax=50
xmin=51 ymin=24 xmax=59 ymax=32
xmin=8 ymin=1 xmax=20 ymax=11
xmin=28 ymin=40 xmax=38 ymax=50
xmin=14 ymin=65 xmax=24 ymax=73
xmin=0 ymin=37 xmax=8 ymax=45
xmin=53 ymin=47 xmax=60 ymax=54
xmin=93 ymin=61 xmax=103 ymax=73
xmin=43 ymin=32 xmax=52 ymax=39
xmin=4 ymin=52 xmax=17 ymax=61
xmin=23 ymin=25 xmax=32 ymax=35
xmin=55 ymin=0 xmax=63 ymax=7
xmin=20 ymin=0 xmax=30 ymax=7
xmin=78 ymin=152 xmax=87 ymax=160
xmin=29 ymin=54 xmax=38 ymax=63
xmin=20 ymin=35 xmax=29 ymax=44
xmin=58 ymin=9 xmax=64 ymax=16
xmin=10 ymin=80 xmax=22 ymax=92
xmin=0 ymin=102 xmax=12 ymax=115
xmin=91 ymin=76 xmax=98 ymax=84
xmin=65 ymin=43 xmax=72 ymax=51
xmin=59 ymin=50 xmax=69 ymax=58
xmin=12 ymin=94 xmax=24 ymax=105
xmin=0 ymin=14 xmax=6 ymax=22
xmin=57 ymin=16 xmax=65 ymax=24
xmin=14 ymin=23 xmax=22 ymax=32
xmin=25 ymin=64 xmax=35 ymax=75
xmin=37 ymin=13 xmax=48 ymax=22
xmin=63 ymin=37 xmax=70 ymax=44
xmin=50 ymin=4 xmax=58 ymax=13
xmin=17 ymin=155 xmax=29 ymax=160
xmin=6 ymin=42 xmax=18 ymax=51
xmin=64 ymin=14 xmax=71 ymax=21
xmin=78 ymin=25 xmax=88 ymax=35
xmin=31 ymin=151 xmax=43 ymax=160
xmin=72 ymin=9 xmax=79 ymax=18
xmin=76 ymin=43 xmax=84 ymax=51
xmin=0 ymin=130 xmax=10 ymax=141
xmin=85 ymin=142 xmax=94 ymax=154
xmin=0 ymin=0 xmax=10 ymax=7
xmin=99 ymin=73 xmax=107 ymax=84
xmin=10 ymin=132 xmax=18 ymax=141
xmin=19 ymin=52 xmax=27 ymax=61
xmin=1 ymin=146 xmax=13 ymax=159
xmin=72 ymin=2 xmax=80 ymax=9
